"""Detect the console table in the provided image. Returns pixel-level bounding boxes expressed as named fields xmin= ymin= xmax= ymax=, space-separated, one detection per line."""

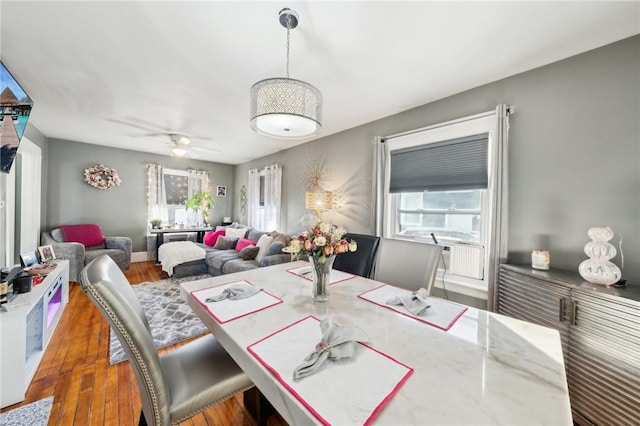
xmin=0 ymin=260 xmax=69 ymax=408
xmin=498 ymin=264 xmax=640 ymax=426
xmin=149 ymin=226 xmax=213 ymax=254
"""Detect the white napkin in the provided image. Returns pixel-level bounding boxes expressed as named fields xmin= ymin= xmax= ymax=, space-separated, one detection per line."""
xmin=385 ymin=287 xmax=431 ymax=316
xmin=293 ymin=317 xmax=369 ymax=380
xmin=205 ymin=282 xmax=262 ymax=302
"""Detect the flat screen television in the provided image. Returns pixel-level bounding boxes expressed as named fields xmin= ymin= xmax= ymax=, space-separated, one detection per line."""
xmin=1 ymin=62 xmax=33 ymax=174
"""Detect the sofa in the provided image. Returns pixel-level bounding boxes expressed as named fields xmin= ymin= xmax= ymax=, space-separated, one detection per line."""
xmin=168 ymin=223 xmax=293 ymax=278
xmin=41 ymin=224 xmax=132 ymax=282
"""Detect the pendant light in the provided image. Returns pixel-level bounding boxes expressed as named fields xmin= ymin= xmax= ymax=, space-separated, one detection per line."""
xmin=250 ymin=8 xmax=322 ymax=139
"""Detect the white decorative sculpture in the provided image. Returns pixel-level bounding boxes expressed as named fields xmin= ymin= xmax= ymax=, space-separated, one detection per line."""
xmin=578 ymin=227 xmax=622 ymax=286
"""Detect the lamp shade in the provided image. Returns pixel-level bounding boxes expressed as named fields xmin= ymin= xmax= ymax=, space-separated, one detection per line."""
xmin=305 ymin=187 xmax=333 ymax=212
xmin=250 ymin=77 xmax=322 ymax=138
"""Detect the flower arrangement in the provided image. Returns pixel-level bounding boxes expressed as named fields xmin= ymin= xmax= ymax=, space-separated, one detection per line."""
xmin=84 ymin=164 xmax=122 ymax=190
xmin=287 ymin=215 xmax=357 ymax=264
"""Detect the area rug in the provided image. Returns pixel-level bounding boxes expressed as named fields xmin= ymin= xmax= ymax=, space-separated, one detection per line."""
xmin=0 ymin=396 xmax=53 ymax=426
xmin=109 ymin=274 xmax=211 ymax=365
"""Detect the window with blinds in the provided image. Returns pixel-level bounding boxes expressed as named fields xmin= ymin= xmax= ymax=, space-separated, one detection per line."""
xmin=384 ymin=116 xmax=497 ymax=282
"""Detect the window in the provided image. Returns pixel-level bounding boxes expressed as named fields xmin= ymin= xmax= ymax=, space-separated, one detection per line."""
xmin=395 ymin=190 xmax=483 ymax=244
xmin=147 ymin=165 xmax=209 ymax=228
xmin=248 ymin=164 xmax=282 ymax=231
xmin=374 ymin=110 xmax=507 ymax=297
xmin=163 ymin=169 xmax=189 ymax=226
xmin=388 ymin=132 xmax=489 ymax=251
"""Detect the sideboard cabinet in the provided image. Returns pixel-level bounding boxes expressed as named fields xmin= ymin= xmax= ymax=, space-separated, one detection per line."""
xmin=498 ymin=264 xmax=640 ymax=426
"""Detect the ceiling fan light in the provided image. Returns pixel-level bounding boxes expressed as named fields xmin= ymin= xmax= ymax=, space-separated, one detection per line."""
xmin=170 ymin=134 xmax=190 ymax=146
xmin=172 ymin=147 xmax=187 ymax=157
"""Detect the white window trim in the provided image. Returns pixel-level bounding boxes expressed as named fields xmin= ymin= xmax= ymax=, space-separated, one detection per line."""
xmin=383 ymin=111 xmax=498 ymax=297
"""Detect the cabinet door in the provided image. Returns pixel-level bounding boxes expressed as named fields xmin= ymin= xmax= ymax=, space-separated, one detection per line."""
xmin=498 ymin=267 xmax=571 ymax=364
xmin=568 ymin=289 xmax=640 ymax=426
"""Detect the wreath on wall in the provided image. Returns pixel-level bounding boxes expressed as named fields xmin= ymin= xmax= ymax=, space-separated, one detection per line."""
xmin=84 ymin=164 xmax=122 ymax=190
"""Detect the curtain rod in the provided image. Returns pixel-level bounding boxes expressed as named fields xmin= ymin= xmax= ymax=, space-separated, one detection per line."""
xmin=384 ymin=105 xmax=514 ymax=141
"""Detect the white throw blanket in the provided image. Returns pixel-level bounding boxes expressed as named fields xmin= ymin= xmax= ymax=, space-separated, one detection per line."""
xmin=158 ymin=241 xmax=206 ymax=276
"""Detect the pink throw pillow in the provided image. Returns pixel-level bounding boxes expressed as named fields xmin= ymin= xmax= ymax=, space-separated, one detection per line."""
xmin=236 ymin=238 xmax=256 ymax=252
xmin=203 ymin=230 xmax=225 ymax=247
xmin=59 ymin=224 xmax=105 ymax=248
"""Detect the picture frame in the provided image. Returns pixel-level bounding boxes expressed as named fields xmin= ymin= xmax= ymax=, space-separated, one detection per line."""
xmin=20 ymin=250 xmax=39 ymax=267
xmin=216 ymin=185 xmax=227 ymax=197
xmin=37 ymin=245 xmax=56 ymax=263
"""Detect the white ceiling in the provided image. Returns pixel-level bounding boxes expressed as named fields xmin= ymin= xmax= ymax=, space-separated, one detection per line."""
xmin=2 ymin=1 xmax=638 ymax=165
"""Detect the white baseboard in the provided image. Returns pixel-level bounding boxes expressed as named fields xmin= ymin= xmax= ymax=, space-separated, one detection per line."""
xmin=131 ymin=251 xmax=150 ymax=263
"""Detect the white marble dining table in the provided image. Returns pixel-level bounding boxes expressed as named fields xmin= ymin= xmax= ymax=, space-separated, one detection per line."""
xmin=180 ymin=260 xmax=572 ymax=425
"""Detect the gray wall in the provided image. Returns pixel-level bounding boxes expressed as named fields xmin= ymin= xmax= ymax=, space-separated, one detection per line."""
xmin=234 ymin=35 xmax=640 ymax=287
xmin=46 ymin=139 xmax=235 ymax=252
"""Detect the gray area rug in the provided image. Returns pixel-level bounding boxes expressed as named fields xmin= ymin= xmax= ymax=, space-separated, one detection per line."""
xmin=0 ymin=396 xmax=53 ymax=426
xmin=109 ymin=274 xmax=211 ymax=365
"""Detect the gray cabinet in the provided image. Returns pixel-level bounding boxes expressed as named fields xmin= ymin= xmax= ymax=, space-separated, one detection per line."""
xmin=498 ymin=264 xmax=640 ymax=426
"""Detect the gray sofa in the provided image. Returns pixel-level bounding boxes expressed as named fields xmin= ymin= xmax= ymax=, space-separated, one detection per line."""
xmin=171 ymin=225 xmax=292 ymax=278
xmin=41 ymin=226 xmax=132 ymax=282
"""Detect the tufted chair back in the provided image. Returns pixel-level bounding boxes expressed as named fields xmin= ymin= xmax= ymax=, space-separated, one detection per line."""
xmin=80 ymin=255 xmax=171 ymax=425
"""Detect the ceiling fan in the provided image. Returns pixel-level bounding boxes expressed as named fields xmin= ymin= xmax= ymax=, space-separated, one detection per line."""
xmin=145 ymin=133 xmax=221 ymax=159
xmin=107 ymin=117 xmax=221 ymax=159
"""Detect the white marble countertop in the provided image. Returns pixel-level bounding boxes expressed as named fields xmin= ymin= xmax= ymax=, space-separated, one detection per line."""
xmin=181 ymin=261 xmax=572 ymax=425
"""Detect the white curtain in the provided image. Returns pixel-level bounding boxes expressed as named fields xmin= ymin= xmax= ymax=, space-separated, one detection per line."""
xmin=247 ymin=169 xmax=261 ymax=228
xmin=263 ymin=164 xmax=282 ymax=231
xmin=248 ymin=164 xmax=282 ymax=231
xmin=186 ymin=169 xmax=210 ymax=226
xmin=371 ymin=136 xmax=387 ymax=237
xmin=147 ymin=164 xmax=168 ymax=225
xmin=487 ymin=104 xmax=512 ymax=311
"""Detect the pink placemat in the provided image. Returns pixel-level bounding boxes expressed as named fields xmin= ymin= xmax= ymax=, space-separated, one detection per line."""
xmin=191 ymin=280 xmax=282 ymax=323
xmin=248 ymin=316 xmax=413 ymax=426
xmin=358 ymin=285 xmax=468 ymax=331
xmin=287 ymin=265 xmax=356 ymax=285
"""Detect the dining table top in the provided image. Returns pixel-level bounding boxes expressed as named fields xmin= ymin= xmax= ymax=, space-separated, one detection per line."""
xmin=180 ymin=260 xmax=572 ymax=425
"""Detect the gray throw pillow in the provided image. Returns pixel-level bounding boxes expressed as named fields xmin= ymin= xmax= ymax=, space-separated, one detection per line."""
xmin=265 ymin=241 xmax=285 ymax=257
xmin=213 ymin=236 xmax=239 ymax=250
xmin=51 ymin=228 xmax=65 ymax=242
xmin=239 ymin=245 xmax=260 ymax=260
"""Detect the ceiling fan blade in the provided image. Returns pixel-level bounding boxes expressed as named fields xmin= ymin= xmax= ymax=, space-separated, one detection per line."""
xmin=107 ymin=118 xmax=171 ymax=134
xmin=190 ymin=135 xmax=213 ymax=142
xmin=190 ymin=145 xmax=220 ymax=153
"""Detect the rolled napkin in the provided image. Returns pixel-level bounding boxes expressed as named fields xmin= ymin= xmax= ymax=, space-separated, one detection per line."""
xmin=293 ymin=317 xmax=369 ymax=380
xmin=385 ymin=288 xmax=431 ymax=316
xmin=205 ymin=283 xmax=262 ymax=302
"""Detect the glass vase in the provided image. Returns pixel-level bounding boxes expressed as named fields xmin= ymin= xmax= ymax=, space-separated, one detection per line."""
xmin=309 ymin=255 xmax=336 ymax=302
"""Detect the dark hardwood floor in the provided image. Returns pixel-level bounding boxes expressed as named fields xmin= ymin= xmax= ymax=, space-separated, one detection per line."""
xmin=0 ymin=261 xmax=286 ymax=425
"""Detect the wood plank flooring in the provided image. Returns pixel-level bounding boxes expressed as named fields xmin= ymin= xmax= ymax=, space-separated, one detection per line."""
xmin=0 ymin=261 xmax=287 ymax=426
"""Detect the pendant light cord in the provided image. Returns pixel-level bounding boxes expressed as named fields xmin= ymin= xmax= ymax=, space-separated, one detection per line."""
xmin=285 ymin=14 xmax=291 ymax=78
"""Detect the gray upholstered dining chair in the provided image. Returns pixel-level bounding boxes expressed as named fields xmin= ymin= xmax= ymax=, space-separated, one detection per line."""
xmin=79 ymin=255 xmax=253 ymax=426
xmin=373 ymin=238 xmax=442 ymax=295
